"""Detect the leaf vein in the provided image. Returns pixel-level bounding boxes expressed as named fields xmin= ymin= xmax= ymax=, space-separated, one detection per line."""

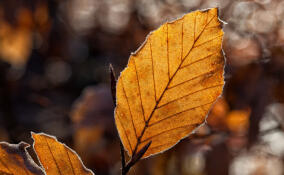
xmin=133 ymin=59 xmax=146 ymax=122
xmin=149 ymin=100 xmax=214 ymax=128
xmin=65 ymin=147 xmax=75 ymax=175
xmin=193 ymin=35 xmax=223 ymax=49
xmin=146 ymin=142 xmax=177 ymax=152
xmin=44 ymin=137 xmax=62 ymax=175
xmin=167 ymin=23 xmax=170 ymax=80
xmin=150 ymin=39 xmax=157 ymax=102
xmin=158 ymin=84 xmax=223 ymax=109
xmin=180 ymin=51 xmax=219 ymax=70
xmin=168 ymin=67 xmax=223 ymax=90
xmin=121 ymin=77 xmax=138 ymax=138
xmin=194 ymin=14 xmax=196 ymax=40
xmin=182 ymin=13 xmax=216 ymax=63
xmin=181 ymin=19 xmax=184 ymax=63
xmin=116 ymin=112 xmax=133 ymax=153
xmin=141 ymin=124 xmax=199 ymax=144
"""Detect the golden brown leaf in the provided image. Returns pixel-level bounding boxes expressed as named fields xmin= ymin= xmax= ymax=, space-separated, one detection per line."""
xmin=115 ymin=8 xmax=225 ymax=158
xmin=32 ymin=133 xmax=94 ymax=175
xmin=0 ymin=142 xmax=44 ymax=175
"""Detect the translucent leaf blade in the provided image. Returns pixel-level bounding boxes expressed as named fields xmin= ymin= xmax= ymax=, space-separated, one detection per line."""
xmin=32 ymin=133 xmax=94 ymax=175
xmin=115 ymin=8 xmax=225 ymax=158
xmin=0 ymin=142 xmax=44 ymax=175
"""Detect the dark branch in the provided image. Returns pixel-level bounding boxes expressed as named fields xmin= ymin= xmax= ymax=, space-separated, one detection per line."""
xmin=109 ymin=64 xmax=127 ymax=174
xmin=109 ymin=64 xmax=117 ymax=105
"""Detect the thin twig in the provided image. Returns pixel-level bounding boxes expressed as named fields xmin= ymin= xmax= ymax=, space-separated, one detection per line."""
xmin=109 ymin=64 xmax=126 ymax=173
xmin=109 ymin=64 xmax=117 ymax=105
xmin=120 ymin=141 xmax=126 ymax=172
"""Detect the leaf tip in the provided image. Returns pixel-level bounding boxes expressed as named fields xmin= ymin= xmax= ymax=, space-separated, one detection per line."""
xmin=109 ymin=63 xmax=114 ymax=72
xmin=18 ymin=141 xmax=30 ymax=149
xmin=30 ymin=132 xmax=43 ymax=140
xmin=30 ymin=131 xmax=36 ymax=137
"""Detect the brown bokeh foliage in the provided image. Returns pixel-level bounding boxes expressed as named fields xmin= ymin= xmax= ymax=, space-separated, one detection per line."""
xmin=0 ymin=0 xmax=284 ymax=175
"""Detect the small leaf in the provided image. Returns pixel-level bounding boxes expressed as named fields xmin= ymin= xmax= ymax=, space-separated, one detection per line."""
xmin=0 ymin=142 xmax=44 ymax=175
xmin=32 ymin=132 xmax=94 ymax=175
xmin=115 ymin=8 xmax=225 ymax=158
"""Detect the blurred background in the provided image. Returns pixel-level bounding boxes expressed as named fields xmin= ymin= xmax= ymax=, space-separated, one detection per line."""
xmin=0 ymin=0 xmax=284 ymax=174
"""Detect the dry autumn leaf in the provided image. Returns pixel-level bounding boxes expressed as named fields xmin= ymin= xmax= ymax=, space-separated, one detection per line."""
xmin=115 ymin=8 xmax=225 ymax=158
xmin=0 ymin=142 xmax=44 ymax=175
xmin=32 ymin=133 xmax=94 ymax=175
xmin=0 ymin=133 xmax=94 ymax=175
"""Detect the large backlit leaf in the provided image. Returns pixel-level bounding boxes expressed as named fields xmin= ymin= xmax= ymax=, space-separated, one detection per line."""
xmin=115 ymin=8 xmax=225 ymax=158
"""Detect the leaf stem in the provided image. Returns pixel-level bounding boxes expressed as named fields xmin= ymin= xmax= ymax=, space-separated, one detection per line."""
xmin=120 ymin=141 xmax=127 ymax=175
xmin=122 ymin=141 xmax=152 ymax=175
